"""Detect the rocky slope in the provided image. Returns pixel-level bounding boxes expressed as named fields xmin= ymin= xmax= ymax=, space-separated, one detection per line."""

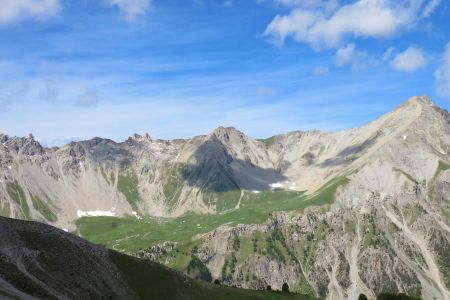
xmin=1 ymin=95 xmax=449 ymax=299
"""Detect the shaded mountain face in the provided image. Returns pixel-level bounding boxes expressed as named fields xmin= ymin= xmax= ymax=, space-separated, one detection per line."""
xmin=0 ymin=216 xmax=315 ymax=300
xmin=0 ymin=96 xmax=450 ymax=299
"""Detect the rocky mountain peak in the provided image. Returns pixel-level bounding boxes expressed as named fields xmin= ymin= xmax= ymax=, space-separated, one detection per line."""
xmin=397 ymin=95 xmax=437 ymax=115
xmin=126 ymin=133 xmax=153 ymax=146
xmin=389 ymin=95 xmax=433 ymax=113
xmin=211 ymin=126 xmax=245 ymax=140
xmin=405 ymin=95 xmax=434 ymax=106
xmin=1 ymin=134 xmax=45 ymax=156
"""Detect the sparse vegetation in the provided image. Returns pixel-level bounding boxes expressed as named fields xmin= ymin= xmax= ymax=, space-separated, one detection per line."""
xmin=6 ymin=181 xmax=30 ymax=220
xmin=117 ymin=170 xmax=141 ymax=210
xmin=393 ymin=167 xmax=418 ymax=184
xmin=163 ymin=163 xmax=185 ymax=208
xmin=431 ymin=160 xmax=450 ymax=182
xmin=0 ymin=202 xmax=10 ymax=217
xmin=30 ymin=193 xmax=57 ymax=222
xmin=258 ymin=136 xmax=277 ymax=147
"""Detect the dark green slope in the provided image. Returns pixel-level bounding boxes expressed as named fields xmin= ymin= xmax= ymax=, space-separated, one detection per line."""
xmin=111 ymin=251 xmax=314 ymax=300
xmin=0 ymin=217 xmax=315 ymax=300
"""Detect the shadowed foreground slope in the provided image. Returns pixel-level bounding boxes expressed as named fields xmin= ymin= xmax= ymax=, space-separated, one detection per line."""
xmin=0 ymin=217 xmax=314 ymax=300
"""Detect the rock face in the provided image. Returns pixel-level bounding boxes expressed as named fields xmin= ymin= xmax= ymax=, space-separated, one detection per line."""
xmin=1 ymin=95 xmax=450 ymax=299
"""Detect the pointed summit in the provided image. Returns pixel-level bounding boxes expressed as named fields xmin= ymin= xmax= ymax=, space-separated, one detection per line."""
xmin=210 ymin=126 xmax=247 ymax=142
xmin=403 ymin=95 xmax=434 ymax=107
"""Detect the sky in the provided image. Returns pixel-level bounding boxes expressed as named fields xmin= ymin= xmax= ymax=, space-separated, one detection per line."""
xmin=0 ymin=0 xmax=449 ymax=146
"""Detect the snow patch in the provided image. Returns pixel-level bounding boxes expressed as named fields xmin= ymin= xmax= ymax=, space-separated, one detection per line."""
xmin=7 ymin=165 xmax=11 ymax=170
xmin=132 ymin=211 xmax=142 ymax=220
xmin=269 ymin=182 xmax=283 ymax=190
xmin=77 ymin=210 xmax=116 ymax=218
xmin=289 ymin=182 xmax=297 ymax=190
xmin=403 ymin=135 xmax=407 ymax=140
xmin=62 ymin=228 xmax=69 ymax=232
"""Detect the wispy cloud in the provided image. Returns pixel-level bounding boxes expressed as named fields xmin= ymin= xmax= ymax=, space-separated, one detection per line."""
xmin=76 ymin=90 xmax=99 ymax=108
xmin=0 ymin=0 xmax=154 ymax=25
xmin=335 ymin=43 xmax=374 ymax=69
xmin=313 ymin=66 xmax=329 ymax=76
xmin=0 ymin=0 xmax=61 ymax=24
xmin=421 ymin=0 xmax=441 ymax=18
xmin=105 ymin=0 xmax=152 ymax=22
xmin=435 ymin=43 xmax=450 ymax=98
xmin=256 ymin=86 xmax=276 ymax=96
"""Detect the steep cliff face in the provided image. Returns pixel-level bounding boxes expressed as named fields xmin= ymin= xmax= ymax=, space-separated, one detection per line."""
xmin=1 ymin=96 xmax=449 ymax=299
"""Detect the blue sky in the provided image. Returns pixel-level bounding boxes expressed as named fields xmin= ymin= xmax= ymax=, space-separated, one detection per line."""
xmin=0 ymin=0 xmax=449 ymax=145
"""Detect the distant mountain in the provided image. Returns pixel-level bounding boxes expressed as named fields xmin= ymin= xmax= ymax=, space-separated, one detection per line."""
xmin=0 ymin=96 xmax=449 ymax=299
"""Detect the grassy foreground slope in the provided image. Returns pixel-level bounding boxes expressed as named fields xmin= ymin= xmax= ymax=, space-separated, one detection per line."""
xmin=111 ymin=250 xmax=315 ymax=300
xmin=0 ymin=216 xmax=315 ymax=300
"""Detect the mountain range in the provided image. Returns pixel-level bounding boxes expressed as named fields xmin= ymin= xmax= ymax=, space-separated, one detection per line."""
xmin=0 ymin=96 xmax=449 ymax=299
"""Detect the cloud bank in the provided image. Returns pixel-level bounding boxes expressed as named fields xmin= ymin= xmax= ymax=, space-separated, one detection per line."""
xmin=264 ymin=0 xmax=441 ymax=50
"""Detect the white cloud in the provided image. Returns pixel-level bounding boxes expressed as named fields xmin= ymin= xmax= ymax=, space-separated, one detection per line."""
xmin=264 ymin=0 xmax=441 ymax=50
xmin=106 ymin=0 xmax=152 ymax=21
xmin=0 ymin=0 xmax=61 ymax=24
xmin=435 ymin=43 xmax=450 ymax=97
xmin=391 ymin=46 xmax=427 ymax=72
xmin=335 ymin=43 xmax=372 ymax=69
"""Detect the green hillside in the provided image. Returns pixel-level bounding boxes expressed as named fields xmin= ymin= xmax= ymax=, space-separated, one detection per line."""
xmin=110 ymin=250 xmax=316 ymax=300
